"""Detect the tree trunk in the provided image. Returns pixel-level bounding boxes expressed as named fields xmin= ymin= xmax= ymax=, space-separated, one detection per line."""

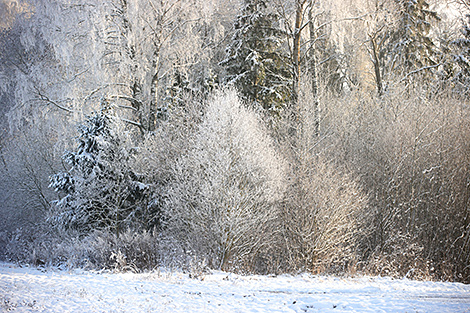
xmin=370 ymin=36 xmax=383 ymax=96
xmin=148 ymin=48 xmax=161 ymax=132
xmin=308 ymin=1 xmax=320 ymax=136
xmin=290 ymin=0 xmax=306 ymax=140
xmin=292 ymin=0 xmax=304 ymax=107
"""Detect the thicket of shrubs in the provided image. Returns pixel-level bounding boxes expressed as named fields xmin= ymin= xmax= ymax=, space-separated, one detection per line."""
xmin=1 ymin=85 xmax=468 ymax=283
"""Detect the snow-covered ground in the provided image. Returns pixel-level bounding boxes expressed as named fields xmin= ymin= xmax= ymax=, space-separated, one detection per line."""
xmin=1 ymin=262 xmax=469 ymax=313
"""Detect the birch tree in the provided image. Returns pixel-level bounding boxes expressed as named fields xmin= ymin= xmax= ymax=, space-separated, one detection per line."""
xmin=6 ymin=0 xmax=211 ymax=133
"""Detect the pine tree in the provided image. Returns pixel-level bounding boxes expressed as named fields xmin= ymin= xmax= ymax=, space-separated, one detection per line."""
xmin=49 ymin=110 xmax=149 ymax=234
xmin=221 ymin=0 xmax=291 ymax=115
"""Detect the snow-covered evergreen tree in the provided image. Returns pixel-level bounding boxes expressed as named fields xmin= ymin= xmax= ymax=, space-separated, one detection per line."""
xmin=384 ymin=0 xmax=439 ymax=78
xmin=49 ymin=110 xmax=149 ymax=234
xmin=221 ymin=0 xmax=291 ymax=115
xmin=452 ymin=15 xmax=470 ymax=96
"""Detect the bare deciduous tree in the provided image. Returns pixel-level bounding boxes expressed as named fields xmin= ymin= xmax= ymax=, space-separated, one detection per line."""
xmin=166 ymin=89 xmax=287 ymax=270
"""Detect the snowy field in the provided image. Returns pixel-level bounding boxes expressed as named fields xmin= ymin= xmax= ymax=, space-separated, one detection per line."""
xmin=1 ymin=262 xmax=469 ymax=313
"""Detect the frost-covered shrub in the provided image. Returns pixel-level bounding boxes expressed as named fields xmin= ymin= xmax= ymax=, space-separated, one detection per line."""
xmin=3 ymin=226 xmax=165 ymax=272
xmin=365 ymin=232 xmax=432 ymax=280
xmin=321 ymin=87 xmax=470 ymax=282
xmin=166 ymin=89 xmax=287 ymax=271
xmin=1 ymin=225 xmax=91 ymax=268
xmin=280 ymin=157 xmax=368 ymax=273
xmin=133 ymin=92 xmax=206 ymax=232
xmin=0 ymin=122 xmax=61 ymax=230
xmin=85 ymin=229 xmax=162 ymax=272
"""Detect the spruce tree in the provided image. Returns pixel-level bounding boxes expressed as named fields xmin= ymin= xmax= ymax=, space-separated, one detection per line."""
xmin=385 ymin=0 xmax=439 ymax=78
xmin=221 ymin=0 xmax=291 ymax=115
xmin=49 ymin=111 xmax=149 ymax=234
xmin=452 ymin=15 xmax=470 ymax=96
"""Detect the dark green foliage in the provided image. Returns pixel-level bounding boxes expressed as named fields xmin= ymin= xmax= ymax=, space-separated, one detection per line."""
xmin=221 ymin=0 xmax=291 ymax=114
xmin=384 ymin=0 xmax=439 ymax=76
xmin=451 ymin=15 xmax=470 ymax=96
xmin=50 ymin=111 xmax=150 ymax=234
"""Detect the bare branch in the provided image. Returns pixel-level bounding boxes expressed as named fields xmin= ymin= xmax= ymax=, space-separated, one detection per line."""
xmin=33 ymin=86 xmax=74 ymax=113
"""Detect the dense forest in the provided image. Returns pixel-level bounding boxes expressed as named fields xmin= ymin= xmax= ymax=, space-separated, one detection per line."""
xmin=0 ymin=0 xmax=469 ymax=283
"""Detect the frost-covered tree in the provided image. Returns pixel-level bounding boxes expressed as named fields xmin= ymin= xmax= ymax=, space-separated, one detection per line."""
xmin=221 ymin=0 xmax=291 ymax=115
xmin=50 ymin=110 xmax=149 ymax=234
xmin=0 ymin=121 xmax=60 ymax=235
xmin=99 ymin=0 xmax=198 ymax=131
xmin=166 ymin=89 xmax=287 ymax=270
xmin=87 ymin=0 xmax=230 ymax=131
xmin=0 ymin=1 xmax=70 ymax=132
xmin=360 ymin=0 xmax=440 ymax=93
xmin=3 ymin=0 xmax=215 ymax=134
